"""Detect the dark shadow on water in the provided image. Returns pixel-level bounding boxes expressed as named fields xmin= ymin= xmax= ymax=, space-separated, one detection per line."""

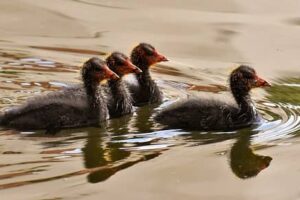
xmin=82 ymin=125 xmax=131 ymax=183
xmin=81 ymin=104 xmax=166 ymax=183
xmin=131 ymin=104 xmax=158 ymax=133
xmin=229 ymin=130 xmax=272 ymax=179
xmin=82 ymin=127 xmax=109 ymax=183
xmin=0 ymin=124 xmax=161 ymax=189
xmin=187 ymin=131 xmax=239 ymax=146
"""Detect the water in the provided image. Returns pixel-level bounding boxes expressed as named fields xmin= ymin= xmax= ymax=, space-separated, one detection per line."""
xmin=0 ymin=1 xmax=300 ymax=199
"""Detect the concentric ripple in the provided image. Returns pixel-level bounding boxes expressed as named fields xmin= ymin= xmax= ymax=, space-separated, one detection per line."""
xmin=253 ymin=102 xmax=300 ymax=144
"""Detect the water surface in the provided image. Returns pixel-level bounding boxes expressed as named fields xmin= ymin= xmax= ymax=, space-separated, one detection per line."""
xmin=0 ymin=1 xmax=300 ymax=199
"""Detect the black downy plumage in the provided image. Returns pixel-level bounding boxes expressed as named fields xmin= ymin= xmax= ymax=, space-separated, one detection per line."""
xmin=155 ymin=65 xmax=271 ymax=131
xmin=105 ymin=52 xmax=142 ymax=118
xmin=127 ymin=43 xmax=168 ymax=106
xmin=0 ymin=57 xmax=118 ymax=132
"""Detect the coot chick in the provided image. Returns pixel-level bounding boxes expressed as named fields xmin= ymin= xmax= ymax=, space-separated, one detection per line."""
xmin=0 ymin=57 xmax=119 ymax=132
xmin=105 ymin=52 xmax=142 ymax=118
xmin=155 ymin=65 xmax=271 ymax=131
xmin=128 ymin=43 xmax=168 ymax=106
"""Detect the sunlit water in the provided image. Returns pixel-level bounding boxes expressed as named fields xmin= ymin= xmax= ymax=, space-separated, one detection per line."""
xmin=0 ymin=1 xmax=300 ymax=199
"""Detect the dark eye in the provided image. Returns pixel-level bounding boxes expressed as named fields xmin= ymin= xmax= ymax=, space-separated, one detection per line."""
xmin=243 ymin=72 xmax=254 ymax=79
xmin=144 ymin=47 xmax=154 ymax=56
xmin=115 ymin=59 xmax=124 ymax=66
xmin=94 ymin=67 xmax=102 ymax=72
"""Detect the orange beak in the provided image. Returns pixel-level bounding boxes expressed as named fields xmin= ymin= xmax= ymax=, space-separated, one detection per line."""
xmin=254 ymin=75 xmax=271 ymax=87
xmin=103 ymin=65 xmax=119 ymax=80
xmin=154 ymin=51 xmax=169 ymax=62
xmin=125 ymin=59 xmax=142 ymax=74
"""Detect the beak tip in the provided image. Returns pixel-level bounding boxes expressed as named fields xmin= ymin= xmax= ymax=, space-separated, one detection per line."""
xmin=136 ymin=69 xmax=143 ymax=74
xmin=115 ymin=75 xmax=120 ymax=79
xmin=156 ymin=52 xmax=169 ymax=62
xmin=255 ymin=76 xmax=271 ymax=88
xmin=264 ymin=81 xmax=271 ymax=87
xmin=111 ymin=73 xmax=119 ymax=80
xmin=162 ymin=57 xmax=169 ymax=62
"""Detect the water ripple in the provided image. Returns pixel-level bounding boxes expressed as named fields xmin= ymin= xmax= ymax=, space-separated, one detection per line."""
xmin=253 ymin=102 xmax=300 ymax=144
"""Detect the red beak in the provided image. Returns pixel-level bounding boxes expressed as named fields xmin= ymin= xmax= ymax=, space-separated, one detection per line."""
xmin=255 ymin=75 xmax=271 ymax=87
xmin=103 ymin=65 xmax=119 ymax=80
xmin=154 ymin=51 xmax=169 ymax=62
xmin=125 ymin=59 xmax=142 ymax=74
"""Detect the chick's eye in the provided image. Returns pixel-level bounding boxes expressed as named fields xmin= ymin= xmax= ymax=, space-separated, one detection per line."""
xmin=94 ymin=67 xmax=102 ymax=72
xmin=243 ymin=73 xmax=253 ymax=79
xmin=116 ymin=59 xmax=125 ymax=66
xmin=144 ymin=48 xmax=154 ymax=56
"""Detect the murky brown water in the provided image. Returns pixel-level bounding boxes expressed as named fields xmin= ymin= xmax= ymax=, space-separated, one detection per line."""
xmin=0 ymin=1 xmax=300 ymax=199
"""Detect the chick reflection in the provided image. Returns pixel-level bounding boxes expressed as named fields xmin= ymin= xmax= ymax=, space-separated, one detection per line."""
xmin=107 ymin=115 xmax=131 ymax=162
xmin=81 ymin=104 xmax=162 ymax=184
xmin=230 ymin=131 xmax=272 ymax=179
xmin=132 ymin=104 xmax=157 ymax=133
xmin=82 ymin=126 xmax=130 ymax=183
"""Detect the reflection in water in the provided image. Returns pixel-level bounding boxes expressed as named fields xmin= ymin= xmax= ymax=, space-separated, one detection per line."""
xmin=82 ymin=128 xmax=109 ymax=183
xmin=108 ymin=114 xmax=132 ymax=135
xmin=230 ymin=130 xmax=272 ymax=179
xmin=83 ymin=122 xmax=131 ymax=183
xmin=0 ymin=126 xmax=160 ymax=189
xmin=107 ymin=116 xmax=131 ymax=162
xmin=81 ymin=104 xmax=172 ymax=183
xmin=82 ymin=107 xmax=164 ymax=184
xmin=132 ymin=104 xmax=158 ymax=133
xmin=188 ymin=131 xmax=238 ymax=145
